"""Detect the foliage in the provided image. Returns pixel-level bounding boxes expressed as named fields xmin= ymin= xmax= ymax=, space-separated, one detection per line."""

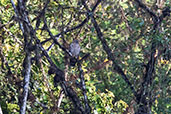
xmin=0 ymin=0 xmax=170 ymax=114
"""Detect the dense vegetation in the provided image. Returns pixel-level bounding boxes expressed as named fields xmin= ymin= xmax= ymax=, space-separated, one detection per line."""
xmin=0 ymin=0 xmax=170 ymax=114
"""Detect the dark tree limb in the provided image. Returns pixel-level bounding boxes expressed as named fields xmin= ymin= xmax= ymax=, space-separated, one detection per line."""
xmin=81 ymin=0 xmax=137 ymax=98
xmin=33 ymin=32 xmax=86 ymax=113
xmin=133 ymin=0 xmax=170 ymax=113
xmin=135 ymin=0 xmax=158 ymax=18
xmin=134 ymin=0 xmax=170 ymax=93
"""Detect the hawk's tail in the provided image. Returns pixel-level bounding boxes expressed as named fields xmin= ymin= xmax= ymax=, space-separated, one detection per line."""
xmin=70 ymin=57 xmax=77 ymax=66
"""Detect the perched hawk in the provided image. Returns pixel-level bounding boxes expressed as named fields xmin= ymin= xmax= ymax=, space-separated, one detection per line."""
xmin=69 ymin=40 xmax=80 ymax=66
xmin=69 ymin=40 xmax=80 ymax=58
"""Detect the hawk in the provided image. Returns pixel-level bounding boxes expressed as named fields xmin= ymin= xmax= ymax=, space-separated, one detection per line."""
xmin=69 ymin=40 xmax=80 ymax=66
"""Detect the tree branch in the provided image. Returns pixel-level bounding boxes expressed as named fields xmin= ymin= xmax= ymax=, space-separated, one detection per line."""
xmin=41 ymin=0 xmax=101 ymax=45
xmin=81 ymin=0 xmax=137 ymax=97
xmin=10 ymin=0 xmax=33 ymax=113
xmin=78 ymin=62 xmax=91 ymax=113
xmin=133 ymin=0 xmax=170 ymax=113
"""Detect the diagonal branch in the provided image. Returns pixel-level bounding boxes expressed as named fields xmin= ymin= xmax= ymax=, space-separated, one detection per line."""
xmin=41 ymin=0 xmax=101 ymax=45
xmin=133 ymin=0 xmax=170 ymax=113
xmin=81 ymin=0 xmax=137 ymax=97
xmin=134 ymin=0 xmax=171 ymax=93
xmin=134 ymin=0 xmax=158 ymax=21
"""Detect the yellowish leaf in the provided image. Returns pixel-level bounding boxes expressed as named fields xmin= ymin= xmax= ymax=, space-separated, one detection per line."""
xmin=104 ymin=58 xmax=109 ymax=62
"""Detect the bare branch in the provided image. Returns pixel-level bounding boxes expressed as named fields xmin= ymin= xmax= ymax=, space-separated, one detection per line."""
xmin=20 ymin=53 xmax=31 ymax=114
